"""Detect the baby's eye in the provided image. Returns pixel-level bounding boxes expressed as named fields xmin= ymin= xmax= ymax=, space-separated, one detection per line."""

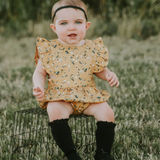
xmin=61 ymin=22 xmax=67 ymax=25
xmin=75 ymin=21 xmax=82 ymax=24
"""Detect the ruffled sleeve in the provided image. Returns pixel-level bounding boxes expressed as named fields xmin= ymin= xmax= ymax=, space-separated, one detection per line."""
xmin=92 ymin=37 xmax=109 ymax=73
xmin=34 ymin=37 xmax=50 ymax=66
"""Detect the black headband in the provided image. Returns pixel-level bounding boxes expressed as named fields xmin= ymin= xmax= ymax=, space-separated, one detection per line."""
xmin=52 ymin=5 xmax=88 ymax=22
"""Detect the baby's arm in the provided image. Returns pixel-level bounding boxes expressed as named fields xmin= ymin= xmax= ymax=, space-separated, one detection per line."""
xmin=33 ymin=60 xmax=47 ymax=101
xmin=94 ymin=67 xmax=119 ymax=87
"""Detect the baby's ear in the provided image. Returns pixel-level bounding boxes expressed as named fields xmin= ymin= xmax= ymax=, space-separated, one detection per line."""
xmin=50 ymin=23 xmax=56 ymax=33
xmin=86 ymin=21 xmax=91 ymax=30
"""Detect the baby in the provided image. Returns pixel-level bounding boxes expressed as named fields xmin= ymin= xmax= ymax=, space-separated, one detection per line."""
xmin=33 ymin=0 xmax=119 ymax=159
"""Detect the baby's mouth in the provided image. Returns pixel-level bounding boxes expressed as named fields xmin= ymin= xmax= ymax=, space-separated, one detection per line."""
xmin=68 ymin=33 xmax=77 ymax=37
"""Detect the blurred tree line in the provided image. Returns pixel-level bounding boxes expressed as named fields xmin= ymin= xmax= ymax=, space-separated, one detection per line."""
xmin=0 ymin=0 xmax=160 ymax=39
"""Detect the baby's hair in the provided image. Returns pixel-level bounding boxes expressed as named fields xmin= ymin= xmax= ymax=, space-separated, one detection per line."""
xmin=51 ymin=0 xmax=87 ymax=22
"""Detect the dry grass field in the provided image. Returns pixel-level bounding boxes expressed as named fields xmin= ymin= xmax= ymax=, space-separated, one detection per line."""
xmin=0 ymin=33 xmax=160 ymax=159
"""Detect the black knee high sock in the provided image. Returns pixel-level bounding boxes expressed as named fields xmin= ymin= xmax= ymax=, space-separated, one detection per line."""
xmin=95 ymin=121 xmax=116 ymax=160
xmin=48 ymin=119 xmax=81 ymax=160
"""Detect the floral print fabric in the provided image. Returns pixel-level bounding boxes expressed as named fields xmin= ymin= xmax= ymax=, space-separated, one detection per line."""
xmin=34 ymin=37 xmax=111 ymax=114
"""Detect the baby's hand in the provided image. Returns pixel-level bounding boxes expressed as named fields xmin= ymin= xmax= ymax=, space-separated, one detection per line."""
xmin=33 ymin=86 xmax=44 ymax=101
xmin=106 ymin=72 xmax=119 ymax=87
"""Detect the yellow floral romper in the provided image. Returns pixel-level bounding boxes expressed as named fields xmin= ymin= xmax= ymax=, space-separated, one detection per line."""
xmin=34 ymin=37 xmax=111 ymax=115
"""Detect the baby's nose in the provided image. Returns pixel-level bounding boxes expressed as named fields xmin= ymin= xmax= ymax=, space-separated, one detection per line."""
xmin=68 ymin=24 xmax=76 ymax=30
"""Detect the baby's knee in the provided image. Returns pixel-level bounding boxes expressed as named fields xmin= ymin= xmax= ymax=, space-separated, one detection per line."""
xmin=102 ymin=102 xmax=114 ymax=115
xmin=98 ymin=102 xmax=114 ymax=122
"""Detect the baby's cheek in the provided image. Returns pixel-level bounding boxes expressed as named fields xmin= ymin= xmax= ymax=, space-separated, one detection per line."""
xmin=79 ymin=30 xmax=86 ymax=38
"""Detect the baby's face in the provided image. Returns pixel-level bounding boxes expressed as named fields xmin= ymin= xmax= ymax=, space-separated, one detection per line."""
xmin=51 ymin=8 xmax=90 ymax=46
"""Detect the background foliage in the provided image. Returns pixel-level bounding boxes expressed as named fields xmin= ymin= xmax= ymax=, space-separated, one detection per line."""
xmin=0 ymin=0 xmax=160 ymax=39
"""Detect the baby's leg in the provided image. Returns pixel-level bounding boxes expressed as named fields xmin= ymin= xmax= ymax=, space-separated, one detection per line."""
xmin=47 ymin=101 xmax=81 ymax=160
xmin=83 ymin=102 xmax=116 ymax=160
xmin=47 ymin=101 xmax=73 ymax=121
xmin=83 ymin=102 xmax=114 ymax=122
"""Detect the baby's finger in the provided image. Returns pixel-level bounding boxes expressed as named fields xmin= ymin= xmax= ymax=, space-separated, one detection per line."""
xmin=109 ymin=75 xmax=116 ymax=84
xmin=38 ymin=86 xmax=44 ymax=93
xmin=37 ymin=93 xmax=44 ymax=100
xmin=33 ymin=86 xmax=39 ymax=92
xmin=111 ymin=79 xmax=119 ymax=87
xmin=37 ymin=97 xmax=44 ymax=101
xmin=33 ymin=86 xmax=44 ymax=93
xmin=36 ymin=92 xmax=44 ymax=98
xmin=33 ymin=91 xmax=42 ymax=96
xmin=109 ymin=78 xmax=115 ymax=85
xmin=110 ymin=80 xmax=117 ymax=87
xmin=116 ymin=81 xmax=120 ymax=87
xmin=33 ymin=91 xmax=42 ymax=95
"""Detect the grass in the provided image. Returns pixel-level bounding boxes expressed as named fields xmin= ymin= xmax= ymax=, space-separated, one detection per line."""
xmin=0 ymin=33 xmax=160 ymax=160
